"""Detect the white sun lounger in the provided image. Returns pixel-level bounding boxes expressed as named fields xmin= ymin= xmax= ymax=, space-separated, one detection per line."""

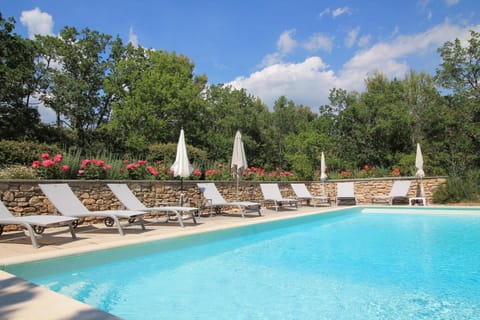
xmin=107 ymin=183 xmax=198 ymax=227
xmin=197 ymin=183 xmax=261 ymax=217
xmin=291 ymin=183 xmax=331 ymax=207
xmin=336 ymin=182 xmax=358 ymax=205
xmin=371 ymin=180 xmax=411 ymax=205
xmin=0 ymin=200 xmax=77 ymax=248
xmin=39 ymin=183 xmax=146 ymax=236
xmin=260 ymin=183 xmax=298 ymax=212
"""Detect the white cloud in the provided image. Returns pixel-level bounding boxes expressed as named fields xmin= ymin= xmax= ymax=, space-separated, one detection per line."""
xmin=304 ymin=33 xmax=334 ymax=52
xmin=20 ymin=7 xmax=54 ymax=39
xmin=358 ymin=35 xmax=371 ymax=47
xmin=345 ymin=27 xmax=360 ymax=48
xmin=445 ymin=0 xmax=459 ymax=6
xmin=332 ymin=7 xmax=351 ymax=17
xmin=277 ymin=29 xmax=297 ymax=54
xmin=319 ymin=8 xmax=330 ymax=18
xmin=129 ymin=27 xmax=139 ymax=47
xmin=228 ymin=21 xmax=480 ymax=111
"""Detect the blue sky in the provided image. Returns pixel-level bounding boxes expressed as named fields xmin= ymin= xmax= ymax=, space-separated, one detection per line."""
xmin=3 ymin=0 xmax=480 ymax=115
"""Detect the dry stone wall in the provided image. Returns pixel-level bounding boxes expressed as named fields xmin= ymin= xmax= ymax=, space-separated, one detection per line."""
xmin=0 ymin=177 xmax=446 ymax=232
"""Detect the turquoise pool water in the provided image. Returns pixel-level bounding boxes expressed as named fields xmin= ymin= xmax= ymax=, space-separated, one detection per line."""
xmin=5 ymin=207 xmax=480 ymax=319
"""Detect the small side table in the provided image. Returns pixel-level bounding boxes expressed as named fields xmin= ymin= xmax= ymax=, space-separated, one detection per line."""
xmin=409 ymin=197 xmax=426 ymax=206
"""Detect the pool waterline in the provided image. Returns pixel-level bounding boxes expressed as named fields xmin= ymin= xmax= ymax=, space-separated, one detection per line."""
xmin=2 ymin=206 xmax=480 ymax=319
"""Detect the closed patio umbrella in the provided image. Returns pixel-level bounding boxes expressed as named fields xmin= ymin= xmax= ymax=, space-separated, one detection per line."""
xmin=415 ymin=143 xmax=425 ymax=197
xmin=231 ymin=131 xmax=248 ymax=200
xmin=171 ymin=128 xmax=192 ymax=205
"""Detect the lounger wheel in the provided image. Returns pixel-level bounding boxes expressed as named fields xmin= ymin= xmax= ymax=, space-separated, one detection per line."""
xmin=33 ymin=226 xmax=45 ymax=234
xmin=104 ymin=217 xmax=115 ymax=227
xmin=128 ymin=217 xmax=136 ymax=224
xmin=0 ymin=225 xmax=3 ymax=236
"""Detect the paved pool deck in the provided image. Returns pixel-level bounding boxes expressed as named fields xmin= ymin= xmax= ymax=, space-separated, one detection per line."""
xmin=0 ymin=205 xmax=336 ymax=320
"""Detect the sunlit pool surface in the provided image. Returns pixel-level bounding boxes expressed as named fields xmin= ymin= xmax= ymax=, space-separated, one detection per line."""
xmin=4 ymin=207 xmax=480 ymax=319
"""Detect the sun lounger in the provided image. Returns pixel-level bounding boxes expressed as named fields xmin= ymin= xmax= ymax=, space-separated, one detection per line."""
xmin=107 ymin=183 xmax=198 ymax=227
xmin=39 ymin=183 xmax=146 ymax=236
xmin=371 ymin=180 xmax=411 ymax=205
xmin=0 ymin=200 xmax=77 ymax=248
xmin=260 ymin=183 xmax=298 ymax=212
xmin=336 ymin=182 xmax=358 ymax=205
xmin=197 ymin=183 xmax=261 ymax=217
xmin=291 ymin=183 xmax=331 ymax=207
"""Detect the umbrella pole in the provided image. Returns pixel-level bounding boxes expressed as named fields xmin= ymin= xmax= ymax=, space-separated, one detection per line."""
xmin=180 ymin=178 xmax=184 ymax=206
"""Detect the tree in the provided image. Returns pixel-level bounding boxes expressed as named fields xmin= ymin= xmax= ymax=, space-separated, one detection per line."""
xmin=0 ymin=13 xmax=40 ymax=140
xmin=102 ymin=48 xmax=208 ymax=154
xmin=435 ymin=30 xmax=480 ymax=174
xmin=35 ymin=26 xmax=117 ymax=149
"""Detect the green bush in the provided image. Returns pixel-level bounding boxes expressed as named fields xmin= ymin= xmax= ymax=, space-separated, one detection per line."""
xmin=433 ymin=170 xmax=480 ymax=203
xmin=0 ymin=140 xmax=62 ymax=167
xmin=0 ymin=165 xmax=37 ymax=179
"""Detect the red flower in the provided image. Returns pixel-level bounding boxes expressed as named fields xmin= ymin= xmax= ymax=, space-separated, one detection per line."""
xmin=41 ymin=153 xmax=50 ymax=160
xmin=147 ymin=165 xmax=159 ymax=176
xmin=42 ymin=159 xmax=55 ymax=168
xmin=53 ymin=154 xmax=63 ymax=163
xmin=31 ymin=160 xmax=40 ymax=169
xmin=193 ymin=169 xmax=202 ymax=176
xmin=61 ymin=165 xmax=70 ymax=172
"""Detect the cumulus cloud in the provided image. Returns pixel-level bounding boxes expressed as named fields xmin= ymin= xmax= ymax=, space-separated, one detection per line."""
xmin=228 ymin=21 xmax=480 ymax=111
xmin=20 ymin=7 xmax=54 ymax=39
xmin=129 ymin=27 xmax=139 ymax=47
xmin=304 ymin=33 xmax=334 ymax=52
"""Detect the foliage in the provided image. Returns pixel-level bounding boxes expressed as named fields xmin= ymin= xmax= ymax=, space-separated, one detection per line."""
xmin=77 ymin=159 xmax=112 ymax=180
xmin=1 ymin=15 xmax=479 ymax=185
xmin=31 ymin=153 xmax=70 ymax=179
xmin=205 ymin=163 xmax=233 ymax=181
xmin=0 ymin=140 xmax=62 ymax=167
xmin=433 ymin=170 xmax=480 ymax=203
xmin=0 ymin=165 xmax=37 ymax=179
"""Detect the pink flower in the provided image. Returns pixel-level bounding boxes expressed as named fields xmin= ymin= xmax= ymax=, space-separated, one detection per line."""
xmin=41 ymin=153 xmax=50 ymax=160
xmin=42 ymin=159 xmax=55 ymax=168
xmin=147 ymin=165 xmax=159 ymax=176
xmin=126 ymin=163 xmax=136 ymax=171
xmin=193 ymin=169 xmax=202 ymax=176
xmin=61 ymin=165 xmax=70 ymax=172
xmin=31 ymin=160 xmax=40 ymax=169
xmin=104 ymin=164 xmax=112 ymax=170
xmin=78 ymin=169 xmax=85 ymax=175
xmin=53 ymin=154 xmax=63 ymax=163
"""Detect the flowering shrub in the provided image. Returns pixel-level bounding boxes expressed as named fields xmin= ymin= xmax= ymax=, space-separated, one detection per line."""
xmin=357 ymin=165 xmax=376 ymax=178
xmin=390 ymin=167 xmax=401 ymax=177
xmin=205 ymin=164 xmax=233 ymax=180
xmin=78 ymin=159 xmax=112 ymax=179
xmin=31 ymin=153 xmax=70 ymax=179
xmin=337 ymin=169 xmax=354 ymax=179
xmin=120 ymin=160 xmax=156 ymax=180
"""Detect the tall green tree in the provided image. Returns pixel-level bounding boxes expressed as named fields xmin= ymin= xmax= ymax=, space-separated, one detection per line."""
xmin=102 ymin=48 xmax=208 ymax=154
xmin=435 ymin=30 xmax=480 ymax=174
xmin=0 ymin=13 xmax=40 ymax=140
xmin=35 ymin=26 xmax=117 ymax=149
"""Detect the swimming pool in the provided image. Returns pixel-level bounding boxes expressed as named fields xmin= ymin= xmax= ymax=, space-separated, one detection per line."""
xmin=4 ymin=207 xmax=480 ymax=319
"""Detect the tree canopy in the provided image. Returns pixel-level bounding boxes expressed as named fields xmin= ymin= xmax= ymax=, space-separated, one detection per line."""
xmin=1 ymin=11 xmax=479 ymax=180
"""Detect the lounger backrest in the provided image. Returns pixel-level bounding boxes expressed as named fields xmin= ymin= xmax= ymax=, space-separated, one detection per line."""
xmin=107 ymin=184 xmax=147 ymax=210
xmin=0 ymin=200 xmax=14 ymax=218
xmin=291 ymin=183 xmax=312 ymax=198
xmin=389 ymin=180 xmax=411 ymax=197
xmin=260 ymin=183 xmax=283 ymax=201
xmin=337 ymin=182 xmax=355 ymax=197
xmin=197 ymin=183 xmax=226 ymax=205
xmin=39 ymin=183 xmax=90 ymax=216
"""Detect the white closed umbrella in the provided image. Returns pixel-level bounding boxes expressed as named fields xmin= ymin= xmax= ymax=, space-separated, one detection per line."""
xmin=171 ymin=128 xmax=192 ymax=205
xmin=415 ymin=143 xmax=425 ymax=197
xmin=231 ymin=131 xmax=248 ymax=200
xmin=320 ymin=152 xmax=327 ymax=195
